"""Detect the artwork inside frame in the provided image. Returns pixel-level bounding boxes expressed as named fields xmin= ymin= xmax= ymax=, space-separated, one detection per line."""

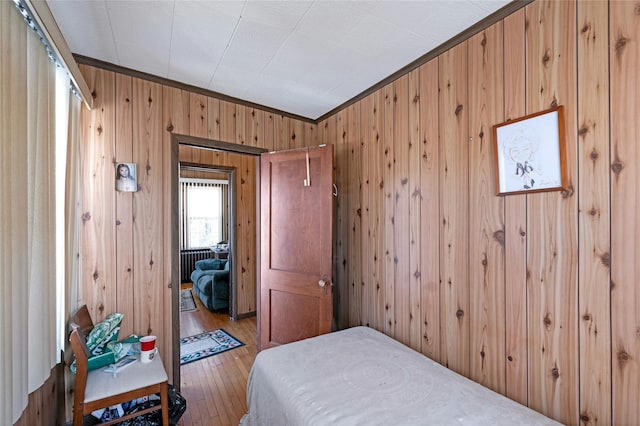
xmin=492 ymin=105 xmax=568 ymax=196
xmin=115 ymin=162 xmax=138 ymax=192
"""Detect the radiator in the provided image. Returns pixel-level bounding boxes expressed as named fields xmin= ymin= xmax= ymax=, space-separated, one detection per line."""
xmin=180 ymin=249 xmax=211 ymax=282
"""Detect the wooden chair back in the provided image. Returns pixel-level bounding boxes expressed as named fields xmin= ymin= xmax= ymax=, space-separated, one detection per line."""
xmin=69 ymin=305 xmax=93 ymax=423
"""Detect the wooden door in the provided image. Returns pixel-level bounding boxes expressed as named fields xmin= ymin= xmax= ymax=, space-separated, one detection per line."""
xmin=260 ymin=145 xmax=334 ymax=350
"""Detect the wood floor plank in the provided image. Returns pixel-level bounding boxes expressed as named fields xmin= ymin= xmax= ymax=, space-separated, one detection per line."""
xmin=178 ymin=283 xmax=257 ymax=425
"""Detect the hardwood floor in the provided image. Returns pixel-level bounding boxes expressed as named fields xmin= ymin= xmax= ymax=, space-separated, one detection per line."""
xmin=178 ymin=284 xmax=257 ymax=426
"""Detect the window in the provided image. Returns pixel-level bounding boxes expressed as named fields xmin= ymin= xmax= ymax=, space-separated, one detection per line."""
xmin=180 ymin=179 xmax=227 ymax=249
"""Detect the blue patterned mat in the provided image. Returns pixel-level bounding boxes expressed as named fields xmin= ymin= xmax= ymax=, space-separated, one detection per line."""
xmin=180 ymin=329 xmax=244 ymax=365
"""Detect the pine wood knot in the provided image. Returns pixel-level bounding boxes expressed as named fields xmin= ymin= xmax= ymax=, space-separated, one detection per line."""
xmin=97 ymin=125 xmax=103 ymax=135
xmin=616 ymin=36 xmax=629 ymax=54
xmin=611 ymin=161 xmax=623 ymax=176
xmin=543 ymin=313 xmax=552 ymax=328
xmin=414 ymin=270 xmax=421 ymax=279
xmin=166 ymin=123 xmax=174 ymax=132
xmin=618 ymin=350 xmax=630 ymax=363
xmin=507 ymin=355 xmax=513 ymax=362
xmin=561 ymin=184 xmax=574 ymax=199
xmin=82 ymin=212 xmax=91 ymax=223
xmin=590 ymin=149 xmax=598 ymax=161
xmin=601 ymin=252 xmax=610 ymax=268
xmin=582 ymin=313 xmax=591 ymax=321
xmin=493 ymin=230 xmax=505 ymax=245
xmin=116 ymin=219 xmax=121 ymax=225
xmin=401 ymin=177 xmax=408 ymax=185
xmin=581 ymin=23 xmax=591 ymax=34
xmin=551 ymin=367 xmax=559 ymax=378
xmin=542 ymin=49 xmax=551 ymax=67
xmin=93 ymin=270 xmax=99 ymax=280
xmin=580 ymin=414 xmax=591 ymax=422
xmin=455 ymin=309 xmax=464 ymax=319
xmin=91 ymin=90 xmax=97 ymax=99
xmin=578 ymin=126 xmax=588 ymax=137
xmin=455 ymin=104 xmax=463 ymax=116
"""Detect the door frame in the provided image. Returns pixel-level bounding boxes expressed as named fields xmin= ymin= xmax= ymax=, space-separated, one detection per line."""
xmin=170 ymin=133 xmax=267 ymax=387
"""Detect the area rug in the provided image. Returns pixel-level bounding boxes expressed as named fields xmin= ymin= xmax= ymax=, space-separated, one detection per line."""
xmin=180 ymin=288 xmax=197 ymax=312
xmin=180 ymin=329 xmax=244 ymax=365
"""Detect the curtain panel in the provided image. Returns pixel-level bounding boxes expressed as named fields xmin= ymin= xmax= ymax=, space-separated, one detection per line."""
xmin=0 ymin=1 xmax=70 ymax=423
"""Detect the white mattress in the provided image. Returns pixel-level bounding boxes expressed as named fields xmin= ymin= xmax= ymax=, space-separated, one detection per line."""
xmin=241 ymin=326 xmax=561 ymax=426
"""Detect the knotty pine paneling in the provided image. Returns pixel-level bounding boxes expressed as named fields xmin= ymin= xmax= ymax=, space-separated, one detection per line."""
xmin=502 ymin=7 xmax=528 ymax=407
xmin=335 ymin=109 xmax=349 ymax=329
xmin=382 ymin=84 xmax=396 ymax=338
xmin=359 ymin=95 xmax=372 ymax=330
xmin=132 ymin=78 xmax=165 ymax=344
xmin=577 ymin=1 xmax=611 ymax=424
xmin=347 ymin=103 xmax=362 ymax=328
xmin=79 ymin=65 xmax=117 ymax=320
xmin=407 ymin=69 xmax=422 ymax=352
xmin=468 ymin=23 xmax=506 ymax=395
xmin=438 ymin=41 xmax=470 ymax=377
xmin=525 ymin=1 xmax=578 ymax=423
xmin=369 ymin=90 xmax=385 ymax=334
xmin=162 ymin=85 xmax=190 ymax=380
xmin=115 ymin=73 xmax=135 ymax=339
xmin=610 ymin=1 xmax=640 ymax=424
xmin=392 ymin=75 xmax=411 ymax=347
xmin=418 ymin=59 xmax=440 ymax=362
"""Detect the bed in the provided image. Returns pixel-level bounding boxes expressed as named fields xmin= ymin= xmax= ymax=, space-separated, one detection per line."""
xmin=241 ymin=326 xmax=560 ymax=426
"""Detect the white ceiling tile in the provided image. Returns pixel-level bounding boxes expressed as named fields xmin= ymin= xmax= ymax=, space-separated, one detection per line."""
xmin=47 ymin=0 xmax=119 ymax=63
xmin=241 ymin=1 xmax=313 ymax=30
xmin=296 ymin=2 xmax=369 ymax=44
xmin=106 ymin=1 xmax=173 ymax=51
xmin=219 ymin=18 xmax=291 ymax=72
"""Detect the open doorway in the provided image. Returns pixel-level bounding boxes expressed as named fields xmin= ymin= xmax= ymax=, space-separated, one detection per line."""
xmin=179 ymin=164 xmax=235 ymax=317
xmin=170 ymin=133 xmax=266 ymax=387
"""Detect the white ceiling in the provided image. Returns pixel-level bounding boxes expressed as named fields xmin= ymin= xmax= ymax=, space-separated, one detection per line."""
xmin=47 ymin=0 xmax=512 ymax=120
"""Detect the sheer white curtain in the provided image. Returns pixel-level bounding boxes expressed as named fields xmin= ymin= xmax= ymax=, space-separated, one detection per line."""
xmin=0 ymin=1 xmax=68 ymax=422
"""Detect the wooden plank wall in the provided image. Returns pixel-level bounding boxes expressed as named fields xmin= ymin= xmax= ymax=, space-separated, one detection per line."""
xmin=77 ymin=64 xmax=317 ymax=391
xmin=318 ymin=1 xmax=639 ymax=424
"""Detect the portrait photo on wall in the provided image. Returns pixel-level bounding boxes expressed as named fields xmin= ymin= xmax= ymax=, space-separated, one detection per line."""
xmin=115 ymin=162 xmax=138 ymax=192
xmin=493 ymin=105 xmax=567 ymax=196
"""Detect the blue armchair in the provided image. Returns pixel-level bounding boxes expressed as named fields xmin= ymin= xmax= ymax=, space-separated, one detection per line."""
xmin=190 ymin=258 xmax=230 ymax=311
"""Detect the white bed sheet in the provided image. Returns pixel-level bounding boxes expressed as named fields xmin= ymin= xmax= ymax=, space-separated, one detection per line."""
xmin=241 ymin=326 xmax=561 ymax=426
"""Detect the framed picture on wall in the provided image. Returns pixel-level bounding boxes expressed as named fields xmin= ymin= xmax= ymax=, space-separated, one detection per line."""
xmin=115 ymin=162 xmax=138 ymax=192
xmin=493 ymin=106 xmax=567 ymax=196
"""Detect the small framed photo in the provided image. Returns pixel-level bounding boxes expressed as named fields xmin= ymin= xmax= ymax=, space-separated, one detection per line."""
xmin=115 ymin=162 xmax=137 ymax=192
xmin=493 ymin=106 xmax=567 ymax=196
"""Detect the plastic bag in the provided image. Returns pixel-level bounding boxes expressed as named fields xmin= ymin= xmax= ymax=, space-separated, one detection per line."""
xmin=118 ymin=384 xmax=187 ymax=426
